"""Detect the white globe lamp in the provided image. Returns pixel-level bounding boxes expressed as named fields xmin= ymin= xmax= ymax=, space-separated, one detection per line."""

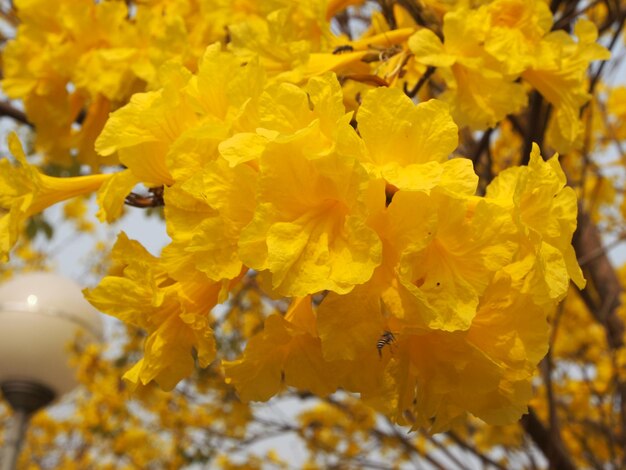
xmin=0 ymin=272 xmax=103 ymax=470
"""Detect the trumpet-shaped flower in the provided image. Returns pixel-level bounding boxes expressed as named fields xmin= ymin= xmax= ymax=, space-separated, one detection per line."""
xmin=409 ymin=9 xmax=527 ymax=130
xmin=95 ymin=170 xmax=140 ymax=223
xmin=523 ymin=20 xmax=610 ymax=153
xmin=377 ymin=190 xmax=517 ymax=331
xmin=93 ymin=44 xmax=268 ymax=227
xmin=317 ymin=285 xmax=387 ymax=362
xmin=486 ymin=144 xmax=585 ymax=305
xmin=238 ymin=137 xmax=381 ymax=296
xmin=482 ymin=0 xmax=553 ymax=75
xmin=96 ymin=44 xmax=266 ymax=190
xmin=95 ymin=63 xmax=196 ymax=186
xmin=160 ymin=157 xmax=258 ymax=283
xmin=0 ymin=0 xmax=596 ymax=436
xmin=223 ymin=297 xmax=348 ymax=400
xmin=1 ymin=0 xmax=145 ymax=166
xmin=228 ymin=3 xmax=335 ymax=81
xmin=219 ymin=73 xmax=354 ymax=166
xmin=382 ymin=270 xmax=549 ymax=432
xmin=85 ymin=232 xmax=234 ymax=390
xmin=0 ymin=133 xmax=111 ymax=261
xmin=356 ymin=87 xmax=477 ymax=195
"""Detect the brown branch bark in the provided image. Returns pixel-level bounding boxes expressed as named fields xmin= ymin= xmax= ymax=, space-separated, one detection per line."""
xmin=573 ymin=210 xmax=624 ymax=349
xmin=573 ymin=209 xmax=626 ymax=458
xmin=446 ymin=431 xmax=507 ymax=470
xmin=520 ymin=408 xmax=577 ymax=470
xmin=403 ymin=66 xmax=435 ymax=98
xmin=394 ymin=0 xmax=428 ymax=28
xmin=521 ymin=91 xmax=551 ymax=165
xmin=124 ymin=186 xmax=165 ymax=208
xmin=0 ymin=101 xmax=31 ymax=126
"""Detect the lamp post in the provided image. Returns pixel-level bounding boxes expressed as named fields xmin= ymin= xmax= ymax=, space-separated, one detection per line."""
xmin=0 ymin=272 xmax=103 ymax=470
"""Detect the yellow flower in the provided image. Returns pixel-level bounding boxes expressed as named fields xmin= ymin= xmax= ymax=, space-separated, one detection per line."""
xmin=378 ymin=190 xmax=517 ymax=331
xmin=1 ymin=0 xmax=138 ymax=167
xmin=523 ymin=20 xmax=610 ymax=153
xmin=385 ymin=270 xmax=549 ymax=431
xmin=160 ymin=158 xmax=257 ymax=283
xmin=228 ymin=3 xmax=333 ymax=79
xmin=96 ymin=44 xmax=267 ymax=189
xmin=220 ymin=72 xmax=351 ymax=166
xmin=0 ymin=133 xmax=110 ymax=261
xmin=317 ymin=284 xmax=386 ymax=362
xmin=95 ymin=62 xmax=196 ymax=186
xmin=95 ymin=170 xmax=140 ymax=223
xmin=482 ymin=0 xmax=553 ymax=75
xmin=409 ymin=9 xmax=528 ymax=130
xmin=223 ymin=297 xmax=347 ymax=400
xmin=85 ymin=232 xmax=234 ymax=390
xmin=487 ymin=144 xmax=585 ymax=305
xmin=239 ymin=139 xmax=381 ymax=296
xmin=356 ymin=87 xmax=476 ymax=195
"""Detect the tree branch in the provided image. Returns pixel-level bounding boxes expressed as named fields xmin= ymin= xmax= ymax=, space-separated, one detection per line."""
xmin=0 ymin=101 xmax=31 ymax=126
xmin=521 ymin=91 xmax=550 ymax=165
xmin=124 ymin=186 xmax=165 ymax=208
xmin=403 ymin=66 xmax=435 ymax=98
xmin=588 ymin=7 xmax=626 ymax=99
xmin=446 ymin=431 xmax=507 ymax=470
xmin=520 ymin=407 xmax=577 ymax=470
xmin=573 ymin=210 xmax=624 ymax=349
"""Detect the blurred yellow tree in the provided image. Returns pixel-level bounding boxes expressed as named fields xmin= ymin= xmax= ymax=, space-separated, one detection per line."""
xmin=2 ymin=0 xmax=626 ymax=468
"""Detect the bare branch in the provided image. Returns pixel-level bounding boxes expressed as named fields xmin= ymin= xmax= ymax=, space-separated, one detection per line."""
xmin=124 ymin=186 xmax=165 ymax=208
xmin=573 ymin=210 xmax=624 ymax=349
xmin=0 ymin=101 xmax=31 ymax=126
xmin=403 ymin=66 xmax=436 ymax=98
xmin=446 ymin=431 xmax=507 ymax=470
xmin=520 ymin=407 xmax=577 ymax=470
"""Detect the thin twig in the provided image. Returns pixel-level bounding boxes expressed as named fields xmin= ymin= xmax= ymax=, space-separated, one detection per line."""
xmin=506 ymin=115 xmax=526 ymax=137
xmin=543 ymin=301 xmax=565 ymax=445
xmin=395 ymin=0 xmax=428 ymax=28
xmin=420 ymin=432 xmax=469 ymax=469
xmin=471 ymin=129 xmax=493 ymax=165
xmin=403 ymin=66 xmax=436 ymax=98
xmin=553 ymin=0 xmax=604 ymax=30
xmin=520 ymin=407 xmax=577 ymax=470
xmin=334 ymin=9 xmax=352 ymax=39
xmin=377 ymin=0 xmax=397 ymax=30
xmin=588 ymin=7 xmax=626 ymax=97
xmin=124 ymin=186 xmax=164 ymax=208
xmin=446 ymin=431 xmax=507 ymax=470
xmin=551 ymin=0 xmax=582 ymax=30
xmin=0 ymin=101 xmax=31 ymax=126
xmin=578 ymin=233 xmax=626 ymax=266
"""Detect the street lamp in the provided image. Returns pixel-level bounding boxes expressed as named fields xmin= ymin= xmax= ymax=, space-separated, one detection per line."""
xmin=0 ymin=272 xmax=103 ymax=470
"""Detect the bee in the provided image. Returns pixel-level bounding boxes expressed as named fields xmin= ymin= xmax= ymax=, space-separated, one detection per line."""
xmin=377 ymin=330 xmax=396 ymax=357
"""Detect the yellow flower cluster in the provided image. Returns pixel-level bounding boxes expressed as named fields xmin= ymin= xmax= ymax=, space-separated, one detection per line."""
xmin=409 ymin=0 xmax=609 ymax=152
xmin=1 ymin=0 xmax=338 ymax=168
xmin=1 ymin=0 xmax=607 ymax=432
xmin=81 ymin=48 xmax=583 ymax=429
